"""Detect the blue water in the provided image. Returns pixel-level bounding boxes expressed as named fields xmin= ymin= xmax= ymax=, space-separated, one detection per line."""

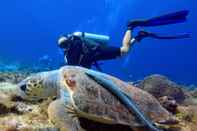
xmin=0 ymin=0 xmax=196 ymax=85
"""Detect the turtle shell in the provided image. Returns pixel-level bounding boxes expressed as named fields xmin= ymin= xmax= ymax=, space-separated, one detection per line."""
xmin=60 ymin=66 xmax=175 ymax=128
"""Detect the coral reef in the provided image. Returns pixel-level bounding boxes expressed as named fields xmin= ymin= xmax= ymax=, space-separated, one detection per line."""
xmin=0 ymin=72 xmax=30 ymax=84
xmin=0 ymin=98 xmax=57 ymax=131
xmin=190 ymin=89 xmax=197 ymax=98
xmin=136 ymin=74 xmax=190 ymax=104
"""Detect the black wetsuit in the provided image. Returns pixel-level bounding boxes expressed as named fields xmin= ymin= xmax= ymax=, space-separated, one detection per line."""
xmin=64 ymin=36 xmax=121 ymax=68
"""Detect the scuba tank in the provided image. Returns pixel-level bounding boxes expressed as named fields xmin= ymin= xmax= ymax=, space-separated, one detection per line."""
xmin=73 ymin=31 xmax=110 ymax=44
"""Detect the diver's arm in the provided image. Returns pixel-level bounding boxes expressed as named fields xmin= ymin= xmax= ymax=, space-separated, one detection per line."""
xmin=120 ymin=30 xmax=136 ymax=55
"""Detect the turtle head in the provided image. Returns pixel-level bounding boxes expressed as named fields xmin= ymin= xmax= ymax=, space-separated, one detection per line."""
xmin=17 ymin=75 xmax=45 ymax=101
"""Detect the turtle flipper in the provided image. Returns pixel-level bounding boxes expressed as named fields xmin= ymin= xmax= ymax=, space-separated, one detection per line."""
xmin=48 ymin=99 xmax=86 ymax=131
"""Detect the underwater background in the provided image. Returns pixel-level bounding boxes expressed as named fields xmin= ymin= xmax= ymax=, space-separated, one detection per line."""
xmin=0 ymin=0 xmax=196 ymax=85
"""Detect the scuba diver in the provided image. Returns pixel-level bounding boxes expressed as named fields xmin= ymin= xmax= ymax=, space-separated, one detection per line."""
xmin=58 ymin=10 xmax=190 ymax=70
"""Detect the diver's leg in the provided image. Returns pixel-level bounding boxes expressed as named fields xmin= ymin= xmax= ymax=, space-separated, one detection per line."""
xmin=93 ymin=30 xmax=136 ymax=61
xmin=120 ymin=29 xmax=157 ymax=55
xmin=120 ymin=30 xmax=136 ymax=55
xmin=120 ymin=20 xmax=147 ymax=55
xmin=93 ymin=29 xmax=136 ymax=61
xmin=120 ymin=10 xmax=190 ymax=55
xmin=48 ymin=99 xmax=86 ymax=131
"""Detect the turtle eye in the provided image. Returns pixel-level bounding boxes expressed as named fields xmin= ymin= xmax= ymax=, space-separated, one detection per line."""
xmin=20 ymin=84 xmax=27 ymax=92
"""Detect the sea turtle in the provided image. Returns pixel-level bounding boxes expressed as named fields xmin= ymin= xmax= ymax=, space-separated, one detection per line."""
xmin=17 ymin=66 xmax=178 ymax=131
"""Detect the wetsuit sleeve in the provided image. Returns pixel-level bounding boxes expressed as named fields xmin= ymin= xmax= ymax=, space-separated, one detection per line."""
xmin=94 ymin=45 xmax=121 ymax=61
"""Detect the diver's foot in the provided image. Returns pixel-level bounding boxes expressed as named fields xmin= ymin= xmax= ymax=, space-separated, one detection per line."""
xmin=127 ymin=20 xmax=146 ymax=30
xmin=135 ymin=30 xmax=155 ymax=42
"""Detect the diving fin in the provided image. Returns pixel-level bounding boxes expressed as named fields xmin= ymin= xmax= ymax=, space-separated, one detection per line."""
xmin=149 ymin=33 xmax=191 ymax=40
xmin=143 ymin=10 xmax=189 ymax=27
xmin=128 ymin=10 xmax=189 ymax=29
xmin=135 ymin=30 xmax=191 ymax=42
